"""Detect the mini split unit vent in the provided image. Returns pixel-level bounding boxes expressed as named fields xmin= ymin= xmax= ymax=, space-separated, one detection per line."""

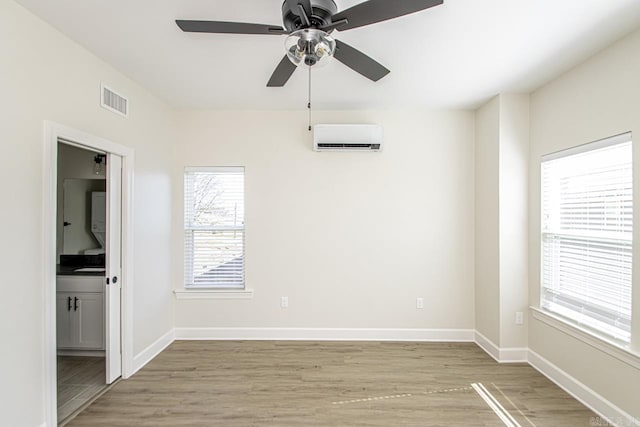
xmin=101 ymin=84 xmax=128 ymax=117
xmin=313 ymin=124 xmax=383 ymax=152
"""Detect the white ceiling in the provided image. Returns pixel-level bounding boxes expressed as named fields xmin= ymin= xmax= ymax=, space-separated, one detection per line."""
xmin=15 ymin=0 xmax=640 ymax=110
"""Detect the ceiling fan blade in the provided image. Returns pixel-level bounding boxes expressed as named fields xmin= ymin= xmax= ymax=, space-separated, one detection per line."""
xmin=176 ymin=20 xmax=287 ymax=35
xmin=285 ymin=0 xmax=313 ymax=19
xmin=333 ymin=40 xmax=390 ymax=82
xmin=267 ymin=56 xmax=298 ymax=87
xmin=332 ymin=0 xmax=443 ymax=31
xmin=320 ymin=19 xmax=349 ymax=33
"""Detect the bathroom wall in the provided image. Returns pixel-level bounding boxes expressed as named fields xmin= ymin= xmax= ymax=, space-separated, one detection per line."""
xmin=56 ymin=143 xmax=106 ymax=259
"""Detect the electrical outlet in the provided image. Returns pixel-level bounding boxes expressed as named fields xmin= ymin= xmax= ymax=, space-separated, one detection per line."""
xmin=515 ymin=311 xmax=524 ymax=325
xmin=416 ymin=298 xmax=424 ymax=309
xmin=281 ymin=296 xmax=289 ymax=309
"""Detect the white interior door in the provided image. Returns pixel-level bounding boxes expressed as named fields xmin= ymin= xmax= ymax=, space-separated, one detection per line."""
xmin=105 ymin=153 xmax=122 ymax=383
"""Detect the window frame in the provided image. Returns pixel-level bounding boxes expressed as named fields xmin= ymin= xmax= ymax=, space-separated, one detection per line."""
xmin=539 ymin=132 xmax=633 ymax=345
xmin=183 ymin=166 xmax=246 ymax=290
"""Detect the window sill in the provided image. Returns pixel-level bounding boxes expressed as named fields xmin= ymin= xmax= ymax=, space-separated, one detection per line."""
xmin=174 ymin=289 xmax=254 ymax=300
xmin=530 ymin=306 xmax=640 ymax=370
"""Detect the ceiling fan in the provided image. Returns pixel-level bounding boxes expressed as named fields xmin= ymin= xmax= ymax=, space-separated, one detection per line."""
xmin=176 ymin=0 xmax=444 ymax=87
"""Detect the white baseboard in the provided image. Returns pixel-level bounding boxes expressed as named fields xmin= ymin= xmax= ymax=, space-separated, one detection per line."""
xmin=174 ymin=327 xmax=475 ymax=342
xmin=474 ymin=331 xmax=528 ymax=363
xmin=474 ymin=331 xmax=500 ymax=361
xmin=115 ymin=327 xmax=640 ymax=427
xmin=499 ymin=346 xmax=529 ymax=363
xmin=57 ymin=350 xmax=105 ymax=357
xmin=528 ymin=350 xmax=639 ymax=427
xmin=131 ymin=329 xmax=175 ymax=376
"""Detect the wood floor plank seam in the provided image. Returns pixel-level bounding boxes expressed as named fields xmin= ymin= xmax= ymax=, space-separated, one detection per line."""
xmin=332 ymin=386 xmax=474 ymax=405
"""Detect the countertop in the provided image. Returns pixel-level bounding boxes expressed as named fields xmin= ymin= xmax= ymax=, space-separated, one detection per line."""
xmin=57 ymin=265 xmax=105 ymax=277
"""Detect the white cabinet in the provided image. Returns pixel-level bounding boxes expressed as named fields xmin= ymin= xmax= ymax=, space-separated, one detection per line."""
xmin=57 ymin=277 xmax=105 ymax=351
xmin=77 ymin=293 xmax=104 ymax=349
xmin=56 ymin=293 xmax=75 ymax=348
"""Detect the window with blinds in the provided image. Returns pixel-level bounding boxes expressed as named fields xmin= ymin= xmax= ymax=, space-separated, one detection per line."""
xmin=184 ymin=167 xmax=245 ymax=289
xmin=541 ymin=133 xmax=632 ymax=343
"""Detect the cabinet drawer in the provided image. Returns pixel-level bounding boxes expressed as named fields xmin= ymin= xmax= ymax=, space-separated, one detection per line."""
xmin=57 ymin=275 xmax=104 ymax=293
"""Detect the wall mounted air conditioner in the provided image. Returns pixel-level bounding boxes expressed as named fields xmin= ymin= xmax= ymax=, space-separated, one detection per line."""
xmin=313 ymin=124 xmax=383 ymax=152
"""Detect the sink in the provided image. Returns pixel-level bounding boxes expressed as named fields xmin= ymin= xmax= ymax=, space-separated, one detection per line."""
xmin=73 ymin=267 xmax=106 ymax=273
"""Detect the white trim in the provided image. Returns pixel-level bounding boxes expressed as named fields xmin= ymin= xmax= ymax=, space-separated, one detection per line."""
xmin=474 ymin=331 xmax=500 ymax=361
xmin=541 ymin=131 xmax=631 ymax=162
xmin=57 ymin=350 xmax=105 ymax=357
xmin=121 ymin=151 xmax=135 ymax=379
xmin=174 ymin=328 xmax=476 ymax=342
xmin=174 ymin=289 xmax=254 ymax=300
xmin=184 ymin=166 xmax=244 ymax=173
xmin=474 ymin=332 xmax=528 ymax=363
xmin=132 ymin=329 xmax=175 ymax=376
xmin=531 ymin=307 xmax=640 ymax=370
xmin=498 ymin=347 xmax=529 ymax=363
xmin=42 ymin=124 xmax=57 ymax=427
xmin=527 ymin=350 xmax=640 ymax=427
xmin=43 ymin=121 xmax=135 ymax=427
xmin=183 ymin=166 xmax=246 ymax=290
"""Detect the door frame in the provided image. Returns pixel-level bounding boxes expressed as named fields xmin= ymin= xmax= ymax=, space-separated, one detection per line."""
xmin=43 ymin=121 xmax=135 ymax=426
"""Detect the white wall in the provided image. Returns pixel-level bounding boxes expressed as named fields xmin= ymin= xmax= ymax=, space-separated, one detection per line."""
xmin=529 ymin=28 xmax=640 ymax=418
xmin=474 ymin=94 xmax=529 ymax=350
xmin=173 ymin=110 xmax=476 ymax=331
xmin=0 ymin=1 xmax=175 ymax=425
xmin=5 ymin=0 xmax=639 ymax=424
xmin=498 ymin=94 xmax=529 ymax=349
xmin=474 ymin=97 xmax=501 ymax=344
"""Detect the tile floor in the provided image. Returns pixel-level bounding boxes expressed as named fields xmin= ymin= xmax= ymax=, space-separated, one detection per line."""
xmin=57 ymin=356 xmax=106 ymax=423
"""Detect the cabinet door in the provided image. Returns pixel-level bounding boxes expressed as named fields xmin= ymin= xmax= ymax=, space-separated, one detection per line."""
xmin=75 ymin=293 xmax=105 ymax=350
xmin=56 ymin=293 xmax=74 ymax=349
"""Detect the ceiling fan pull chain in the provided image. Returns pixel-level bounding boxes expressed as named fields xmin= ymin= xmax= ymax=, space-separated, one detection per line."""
xmin=308 ymin=65 xmax=312 ymax=132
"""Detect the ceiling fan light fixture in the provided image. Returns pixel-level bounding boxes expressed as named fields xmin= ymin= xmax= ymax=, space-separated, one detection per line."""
xmin=177 ymin=0 xmax=445 ymax=86
xmin=285 ymin=29 xmax=335 ymax=68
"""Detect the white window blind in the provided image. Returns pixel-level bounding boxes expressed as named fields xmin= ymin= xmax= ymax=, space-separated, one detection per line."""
xmin=541 ymin=133 xmax=632 ymax=343
xmin=184 ymin=167 xmax=245 ymax=289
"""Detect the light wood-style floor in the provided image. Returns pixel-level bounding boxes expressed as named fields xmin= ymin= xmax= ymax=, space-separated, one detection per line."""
xmin=67 ymin=341 xmax=605 ymax=426
xmin=57 ymin=356 xmax=106 ymax=423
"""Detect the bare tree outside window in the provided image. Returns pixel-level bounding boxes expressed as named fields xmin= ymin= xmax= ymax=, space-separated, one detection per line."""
xmin=184 ymin=168 xmax=245 ymax=289
xmin=192 ymin=174 xmax=228 ymax=225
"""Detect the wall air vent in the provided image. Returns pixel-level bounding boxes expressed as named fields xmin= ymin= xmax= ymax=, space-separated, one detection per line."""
xmin=313 ymin=124 xmax=383 ymax=152
xmin=100 ymin=83 xmax=128 ymax=117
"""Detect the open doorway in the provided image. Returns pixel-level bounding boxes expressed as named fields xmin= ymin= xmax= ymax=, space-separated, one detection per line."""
xmin=43 ymin=122 xmax=133 ymax=427
xmin=55 ymin=143 xmax=109 ymax=422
